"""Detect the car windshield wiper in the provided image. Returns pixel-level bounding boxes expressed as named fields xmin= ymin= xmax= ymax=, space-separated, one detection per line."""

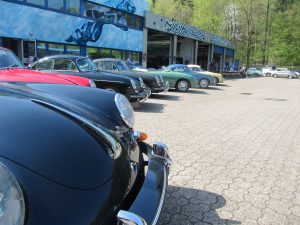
xmin=8 ymin=64 xmax=21 ymax=68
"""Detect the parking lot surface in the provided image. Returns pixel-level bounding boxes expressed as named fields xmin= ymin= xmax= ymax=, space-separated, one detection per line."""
xmin=134 ymin=77 xmax=300 ymax=225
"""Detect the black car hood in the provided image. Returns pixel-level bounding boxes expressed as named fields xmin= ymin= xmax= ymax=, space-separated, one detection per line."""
xmin=0 ymin=83 xmax=131 ymax=189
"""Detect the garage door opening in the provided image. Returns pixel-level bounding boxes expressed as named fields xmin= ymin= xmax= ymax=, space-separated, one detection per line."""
xmin=147 ymin=30 xmax=172 ymax=69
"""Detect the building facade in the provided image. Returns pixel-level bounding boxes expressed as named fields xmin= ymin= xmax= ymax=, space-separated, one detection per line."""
xmin=0 ymin=0 xmax=147 ymax=63
xmin=143 ymin=12 xmax=236 ymax=71
xmin=0 ymin=0 xmax=236 ymax=72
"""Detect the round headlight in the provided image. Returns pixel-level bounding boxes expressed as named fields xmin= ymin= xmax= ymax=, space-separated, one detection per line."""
xmin=0 ymin=163 xmax=25 ymax=225
xmin=138 ymin=77 xmax=144 ymax=86
xmin=160 ymin=75 xmax=164 ymax=82
xmin=89 ymin=79 xmax=97 ymax=88
xmin=130 ymin=79 xmax=137 ymax=89
xmin=114 ymin=94 xmax=135 ymax=128
xmin=155 ymin=76 xmax=160 ymax=85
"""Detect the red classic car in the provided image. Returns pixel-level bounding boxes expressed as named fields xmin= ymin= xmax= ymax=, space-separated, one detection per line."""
xmin=0 ymin=47 xmax=95 ymax=87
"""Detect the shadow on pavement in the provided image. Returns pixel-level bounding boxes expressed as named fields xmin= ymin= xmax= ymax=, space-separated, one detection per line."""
xmin=150 ymin=94 xmax=183 ymax=101
xmin=217 ymin=83 xmax=231 ymax=87
xmin=207 ymin=87 xmax=224 ymax=91
xmin=185 ymin=89 xmax=209 ymax=95
xmin=159 ymin=186 xmax=241 ymax=225
xmin=132 ymin=102 xmax=166 ymax=113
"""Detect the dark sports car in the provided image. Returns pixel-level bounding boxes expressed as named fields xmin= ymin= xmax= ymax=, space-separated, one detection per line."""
xmin=28 ymin=55 xmax=150 ymax=102
xmin=0 ymin=83 xmax=171 ymax=225
xmin=93 ymin=58 xmax=170 ymax=93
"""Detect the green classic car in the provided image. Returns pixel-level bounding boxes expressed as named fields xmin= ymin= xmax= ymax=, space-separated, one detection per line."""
xmin=146 ymin=69 xmax=198 ymax=92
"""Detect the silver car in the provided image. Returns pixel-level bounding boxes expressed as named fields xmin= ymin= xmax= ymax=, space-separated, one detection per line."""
xmin=246 ymin=68 xmax=262 ymax=76
xmin=272 ymin=68 xmax=298 ymax=79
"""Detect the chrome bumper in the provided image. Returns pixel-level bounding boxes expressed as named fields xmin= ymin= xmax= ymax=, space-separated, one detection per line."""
xmin=117 ymin=142 xmax=171 ymax=225
xmin=130 ymin=88 xmax=152 ymax=102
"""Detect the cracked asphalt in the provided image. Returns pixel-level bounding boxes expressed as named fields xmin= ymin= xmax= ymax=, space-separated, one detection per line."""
xmin=133 ymin=77 xmax=300 ymax=225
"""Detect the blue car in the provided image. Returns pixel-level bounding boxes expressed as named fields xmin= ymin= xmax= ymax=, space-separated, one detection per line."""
xmin=168 ymin=64 xmax=216 ymax=88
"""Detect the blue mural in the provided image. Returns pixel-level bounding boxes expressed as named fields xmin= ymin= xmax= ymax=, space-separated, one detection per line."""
xmin=66 ymin=4 xmax=129 ymax=45
xmin=0 ymin=1 xmax=143 ymax=52
xmin=89 ymin=0 xmax=148 ymax=16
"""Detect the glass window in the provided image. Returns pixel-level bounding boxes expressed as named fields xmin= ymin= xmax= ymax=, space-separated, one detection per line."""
xmin=97 ymin=61 xmax=114 ymax=70
xmin=134 ymin=16 xmax=142 ymax=30
xmin=23 ymin=41 xmax=36 ymax=59
xmin=27 ymin=0 xmax=45 ymax=6
xmin=116 ymin=61 xmax=129 ymax=71
xmin=66 ymin=0 xmax=80 ymax=15
xmin=37 ymin=42 xmax=46 ymax=59
xmin=54 ymin=59 xmax=78 ymax=71
xmin=87 ymin=47 xmax=99 ymax=59
xmin=48 ymin=0 xmax=64 ymax=11
xmin=111 ymin=50 xmax=121 ymax=59
xmin=125 ymin=14 xmax=132 ymax=27
xmin=35 ymin=59 xmax=54 ymax=70
xmin=99 ymin=48 xmax=111 ymax=58
xmin=48 ymin=43 xmax=64 ymax=55
xmin=132 ymin=52 xmax=139 ymax=63
xmin=76 ymin=58 xmax=98 ymax=72
xmin=66 ymin=45 xmax=80 ymax=55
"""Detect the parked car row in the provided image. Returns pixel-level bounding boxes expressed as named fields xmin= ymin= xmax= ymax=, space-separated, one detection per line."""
xmin=0 ymin=47 xmax=172 ymax=225
xmin=242 ymin=66 xmax=298 ymax=79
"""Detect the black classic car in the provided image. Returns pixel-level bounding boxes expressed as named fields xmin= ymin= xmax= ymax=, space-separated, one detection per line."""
xmin=93 ymin=58 xmax=170 ymax=93
xmin=0 ymin=82 xmax=171 ymax=225
xmin=28 ymin=55 xmax=150 ymax=102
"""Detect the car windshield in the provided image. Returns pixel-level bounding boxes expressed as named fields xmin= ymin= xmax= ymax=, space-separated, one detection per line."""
xmin=170 ymin=65 xmax=191 ymax=72
xmin=0 ymin=49 xmax=24 ymax=69
xmin=116 ymin=61 xmax=130 ymax=71
xmin=190 ymin=67 xmax=202 ymax=72
xmin=76 ymin=58 xmax=98 ymax=72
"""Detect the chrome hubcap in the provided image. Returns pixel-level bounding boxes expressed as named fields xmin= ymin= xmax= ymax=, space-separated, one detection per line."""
xmin=200 ymin=79 xmax=208 ymax=87
xmin=178 ymin=81 xmax=188 ymax=91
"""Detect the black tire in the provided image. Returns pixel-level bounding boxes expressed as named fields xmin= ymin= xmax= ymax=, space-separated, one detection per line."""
xmin=267 ymin=73 xmax=271 ymax=77
xmin=175 ymin=79 xmax=190 ymax=92
xmin=288 ymin=75 xmax=293 ymax=79
xmin=273 ymin=74 xmax=277 ymax=78
xmin=254 ymin=73 xmax=258 ymax=77
xmin=199 ymin=79 xmax=209 ymax=88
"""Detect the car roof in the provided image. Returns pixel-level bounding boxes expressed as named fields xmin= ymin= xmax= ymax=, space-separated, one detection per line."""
xmin=43 ymin=55 xmax=86 ymax=60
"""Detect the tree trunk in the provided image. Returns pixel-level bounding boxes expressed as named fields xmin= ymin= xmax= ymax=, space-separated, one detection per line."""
xmin=262 ymin=0 xmax=270 ymax=65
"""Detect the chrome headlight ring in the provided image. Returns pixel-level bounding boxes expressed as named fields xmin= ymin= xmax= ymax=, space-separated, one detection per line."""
xmin=130 ymin=79 xmax=137 ymax=89
xmin=0 ymin=163 xmax=25 ymax=225
xmin=114 ymin=93 xmax=135 ymax=128
xmin=155 ymin=76 xmax=160 ymax=85
xmin=89 ymin=79 xmax=97 ymax=88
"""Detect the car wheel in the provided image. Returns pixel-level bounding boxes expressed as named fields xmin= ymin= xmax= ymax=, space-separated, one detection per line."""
xmin=288 ymin=75 xmax=293 ymax=79
xmin=199 ymin=79 xmax=209 ymax=88
xmin=254 ymin=73 xmax=258 ymax=77
xmin=273 ymin=74 xmax=277 ymax=78
xmin=267 ymin=73 xmax=271 ymax=77
xmin=175 ymin=79 xmax=190 ymax=92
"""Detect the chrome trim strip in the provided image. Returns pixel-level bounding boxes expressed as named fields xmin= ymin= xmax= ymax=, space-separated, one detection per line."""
xmin=117 ymin=210 xmax=147 ymax=225
xmin=31 ymin=99 xmax=122 ymax=159
xmin=151 ymin=167 xmax=167 ymax=225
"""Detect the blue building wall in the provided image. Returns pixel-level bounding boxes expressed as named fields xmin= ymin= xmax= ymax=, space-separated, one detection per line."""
xmin=0 ymin=1 xmax=146 ymax=52
xmin=90 ymin=0 xmax=148 ymax=17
